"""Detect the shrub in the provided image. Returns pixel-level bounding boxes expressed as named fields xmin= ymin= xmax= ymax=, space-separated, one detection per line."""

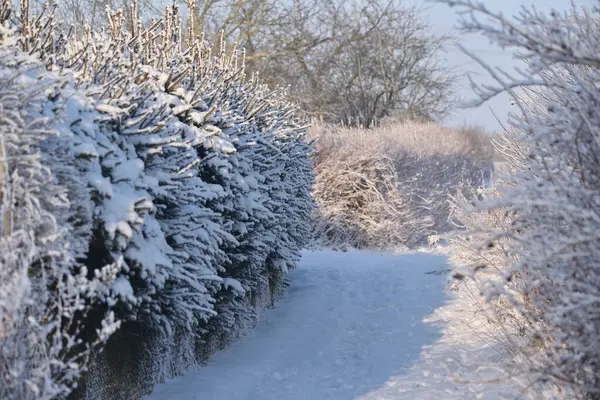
xmin=56 ymin=0 xmax=312 ymax=336
xmin=0 ymin=0 xmax=314 ymax=397
xmin=311 ymin=120 xmax=492 ymax=249
xmin=0 ymin=33 xmax=119 ymax=399
xmin=443 ymin=1 xmax=600 ymax=397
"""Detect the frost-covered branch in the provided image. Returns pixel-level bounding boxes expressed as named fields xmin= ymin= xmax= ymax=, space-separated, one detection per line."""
xmin=444 ymin=1 xmax=600 ymax=397
xmin=311 ymin=120 xmax=492 ymax=249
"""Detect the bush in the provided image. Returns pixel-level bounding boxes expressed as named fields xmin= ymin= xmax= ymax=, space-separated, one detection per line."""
xmin=311 ymin=120 xmax=492 ymax=249
xmin=0 ymin=0 xmax=314 ymax=397
xmin=443 ymin=1 xmax=600 ymax=398
xmin=0 ymin=33 xmax=119 ymax=399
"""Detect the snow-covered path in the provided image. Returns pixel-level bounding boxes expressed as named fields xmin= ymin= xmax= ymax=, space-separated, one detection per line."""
xmin=146 ymin=250 xmax=452 ymax=400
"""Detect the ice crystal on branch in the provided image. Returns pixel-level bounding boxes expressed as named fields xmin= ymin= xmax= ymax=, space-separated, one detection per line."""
xmin=443 ymin=1 xmax=600 ymax=397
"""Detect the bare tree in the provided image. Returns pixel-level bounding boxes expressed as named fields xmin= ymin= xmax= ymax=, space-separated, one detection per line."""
xmin=55 ymin=0 xmax=156 ymax=27
xmin=259 ymin=0 xmax=456 ymax=126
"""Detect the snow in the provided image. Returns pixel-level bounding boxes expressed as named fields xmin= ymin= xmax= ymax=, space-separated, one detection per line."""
xmin=222 ymin=278 xmax=246 ymax=295
xmin=358 ymin=275 xmax=514 ymax=399
xmin=144 ymin=249 xmax=497 ymax=400
xmin=95 ymin=103 xmax=124 ymax=116
xmin=111 ymin=276 xmax=135 ymax=302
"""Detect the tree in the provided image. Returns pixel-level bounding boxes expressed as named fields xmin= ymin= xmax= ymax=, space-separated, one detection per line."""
xmin=258 ymin=0 xmax=456 ymax=126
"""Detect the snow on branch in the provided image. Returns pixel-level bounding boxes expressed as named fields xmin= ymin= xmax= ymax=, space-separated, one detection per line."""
xmin=0 ymin=50 xmax=119 ymax=400
xmin=444 ymin=1 xmax=600 ymax=397
xmin=0 ymin=0 xmax=315 ymax=396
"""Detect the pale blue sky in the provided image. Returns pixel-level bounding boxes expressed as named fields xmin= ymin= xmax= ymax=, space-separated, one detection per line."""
xmin=418 ymin=0 xmax=595 ymax=132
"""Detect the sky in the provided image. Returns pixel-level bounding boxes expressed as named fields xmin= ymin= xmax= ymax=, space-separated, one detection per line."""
xmin=418 ymin=0 xmax=596 ymax=132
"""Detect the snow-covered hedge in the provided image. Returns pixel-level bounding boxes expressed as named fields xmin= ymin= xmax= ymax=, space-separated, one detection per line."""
xmin=311 ymin=121 xmax=492 ymax=249
xmin=444 ymin=1 xmax=600 ymax=398
xmin=0 ymin=0 xmax=313 ymax=397
xmin=0 ymin=35 xmax=120 ymax=399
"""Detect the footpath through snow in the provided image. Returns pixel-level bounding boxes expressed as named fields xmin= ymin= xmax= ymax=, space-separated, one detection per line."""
xmin=146 ymin=249 xmax=503 ymax=400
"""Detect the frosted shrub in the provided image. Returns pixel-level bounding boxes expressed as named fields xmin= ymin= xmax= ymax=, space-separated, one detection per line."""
xmin=311 ymin=121 xmax=492 ymax=249
xmin=0 ymin=0 xmax=314 ymax=395
xmin=443 ymin=1 xmax=600 ymax=397
xmin=0 ymin=41 xmax=119 ymax=399
xmin=20 ymin=0 xmax=313 ymax=336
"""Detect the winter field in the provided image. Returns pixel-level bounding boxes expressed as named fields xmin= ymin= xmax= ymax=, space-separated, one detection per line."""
xmin=145 ymin=249 xmax=503 ymax=400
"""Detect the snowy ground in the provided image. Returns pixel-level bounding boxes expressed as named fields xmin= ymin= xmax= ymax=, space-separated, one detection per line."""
xmin=145 ymin=249 xmax=505 ymax=400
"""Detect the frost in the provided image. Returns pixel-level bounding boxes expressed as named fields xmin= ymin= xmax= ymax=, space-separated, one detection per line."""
xmin=112 ymin=276 xmax=135 ymax=301
xmin=442 ymin=1 xmax=600 ymax=398
xmin=0 ymin=44 xmax=120 ymax=400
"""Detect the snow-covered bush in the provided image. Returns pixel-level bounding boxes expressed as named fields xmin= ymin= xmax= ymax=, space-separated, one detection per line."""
xmin=443 ymin=1 xmax=600 ymax=397
xmin=18 ymin=0 xmax=312 ymax=336
xmin=1 ymin=0 xmax=313 ymax=396
xmin=0 ymin=33 xmax=120 ymax=400
xmin=67 ymin=3 xmax=312 ymax=336
xmin=311 ymin=121 xmax=492 ymax=249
